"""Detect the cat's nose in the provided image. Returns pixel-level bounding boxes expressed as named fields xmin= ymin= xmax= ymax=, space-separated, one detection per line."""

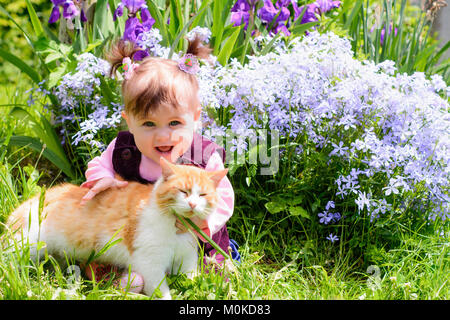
xmin=188 ymin=201 xmax=196 ymax=209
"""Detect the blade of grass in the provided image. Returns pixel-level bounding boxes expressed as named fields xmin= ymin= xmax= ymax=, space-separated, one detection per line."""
xmin=0 ymin=49 xmax=41 ymax=85
xmin=173 ymin=211 xmax=232 ymax=261
xmin=25 ymin=0 xmax=44 ymax=38
xmin=168 ymin=3 xmax=211 ymax=59
xmin=217 ymin=25 xmax=242 ymax=66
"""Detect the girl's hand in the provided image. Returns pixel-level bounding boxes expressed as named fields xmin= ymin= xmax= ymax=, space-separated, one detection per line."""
xmin=80 ymin=177 xmax=128 ymax=205
xmin=175 ymin=216 xmax=208 ymax=234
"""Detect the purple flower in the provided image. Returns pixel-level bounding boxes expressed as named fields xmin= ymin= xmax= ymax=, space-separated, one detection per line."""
xmin=257 ymin=0 xmax=291 ymax=35
xmin=258 ymin=0 xmax=290 ymax=24
xmin=141 ymin=8 xmax=155 ymax=29
xmin=232 ymin=0 xmax=252 ymax=12
xmin=293 ymin=0 xmax=341 ymax=24
xmin=370 ymin=24 xmax=398 ymax=44
xmin=318 ymin=211 xmax=333 ymax=224
xmin=294 ymin=3 xmax=320 ymax=24
xmin=48 ymin=0 xmax=83 ymax=24
xmin=231 ymin=10 xmax=251 ymax=28
xmin=315 ymin=0 xmax=341 ymax=13
xmin=117 ymin=0 xmax=155 ymax=48
xmin=114 ymin=0 xmax=147 ymax=20
xmin=48 ymin=5 xmax=61 ymax=24
xmin=62 ymin=1 xmax=79 ymax=19
xmin=326 ymin=233 xmax=339 ymax=243
xmin=230 ymin=0 xmax=252 ymax=29
xmin=325 ymin=200 xmax=335 ymax=211
xmin=123 ymin=0 xmax=146 ymax=15
xmin=380 ymin=25 xmax=398 ymax=44
xmin=113 ymin=2 xmax=124 ymax=21
xmin=123 ymin=17 xmax=143 ymax=42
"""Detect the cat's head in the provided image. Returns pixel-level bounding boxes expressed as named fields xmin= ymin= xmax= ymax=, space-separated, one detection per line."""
xmin=154 ymin=157 xmax=228 ymax=220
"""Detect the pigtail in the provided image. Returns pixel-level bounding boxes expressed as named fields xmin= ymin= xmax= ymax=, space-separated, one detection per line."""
xmin=105 ymin=39 xmax=139 ymax=77
xmin=186 ymin=35 xmax=212 ymax=61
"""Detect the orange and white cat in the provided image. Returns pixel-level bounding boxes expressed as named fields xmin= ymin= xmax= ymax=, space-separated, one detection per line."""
xmin=7 ymin=157 xmax=228 ymax=299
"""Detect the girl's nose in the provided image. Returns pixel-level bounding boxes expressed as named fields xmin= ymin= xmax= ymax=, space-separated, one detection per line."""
xmin=155 ymin=128 xmax=171 ymax=141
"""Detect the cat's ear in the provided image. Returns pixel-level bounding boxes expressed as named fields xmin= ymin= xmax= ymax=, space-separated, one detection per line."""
xmin=208 ymin=169 xmax=228 ymax=187
xmin=160 ymin=157 xmax=176 ymax=179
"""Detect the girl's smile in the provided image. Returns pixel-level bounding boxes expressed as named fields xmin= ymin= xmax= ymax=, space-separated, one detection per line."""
xmin=122 ymin=99 xmax=201 ymax=165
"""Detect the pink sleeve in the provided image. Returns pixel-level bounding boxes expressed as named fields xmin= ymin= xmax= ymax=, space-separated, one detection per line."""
xmin=80 ymin=138 xmax=117 ymax=188
xmin=203 ymin=151 xmax=235 ymax=238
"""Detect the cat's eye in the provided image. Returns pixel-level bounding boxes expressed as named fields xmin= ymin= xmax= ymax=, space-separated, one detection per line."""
xmin=179 ymin=189 xmax=188 ymax=195
xmin=199 ymin=193 xmax=207 ymax=197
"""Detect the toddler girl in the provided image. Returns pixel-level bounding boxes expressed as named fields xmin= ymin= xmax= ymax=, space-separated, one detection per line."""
xmin=79 ymin=37 xmax=238 ymax=293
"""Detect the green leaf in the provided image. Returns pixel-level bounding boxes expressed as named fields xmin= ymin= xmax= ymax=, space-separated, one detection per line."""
xmin=168 ymin=3 xmax=212 ymax=59
xmin=169 ymin=0 xmax=183 ymax=39
xmin=265 ymin=201 xmax=287 ymax=214
xmin=92 ymin=0 xmax=115 ymax=41
xmin=344 ymin=0 xmax=363 ymax=30
xmin=289 ymin=206 xmax=310 ymax=219
xmin=25 ymin=0 xmax=44 ymax=37
xmin=290 ymin=21 xmax=319 ymax=37
xmin=0 ymin=48 xmax=41 ymax=84
xmin=9 ymin=107 xmax=75 ymax=179
xmin=7 ymin=135 xmax=75 ymax=179
xmin=147 ymin=0 xmax=171 ymax=46
xmin=217 ymin=26 xmax=242 ymax=66
xmin=190 ymin=0 xmax=212 ymax=29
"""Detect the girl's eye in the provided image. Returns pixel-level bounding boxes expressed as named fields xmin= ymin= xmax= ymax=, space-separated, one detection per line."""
xmin=169 ymin=120 xmax=181 ymax=126
xmin=143 ymin=121 xmax=155 ymax=127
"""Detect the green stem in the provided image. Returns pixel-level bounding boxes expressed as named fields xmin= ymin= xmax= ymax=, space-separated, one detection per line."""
xmin=173 ymin=211 xmax=232 ymax=261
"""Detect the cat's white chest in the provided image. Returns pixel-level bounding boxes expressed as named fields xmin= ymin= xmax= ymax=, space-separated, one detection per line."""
xmin=132 ymin=205 xmax=198 ymax=276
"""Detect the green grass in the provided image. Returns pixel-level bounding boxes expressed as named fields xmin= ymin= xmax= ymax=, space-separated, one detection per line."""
xmin=0 ymin=219 xmax=448 ymax=300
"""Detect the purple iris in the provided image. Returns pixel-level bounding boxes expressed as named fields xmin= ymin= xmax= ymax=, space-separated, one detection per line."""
xmin=315 ymin=0 xmax=341 ymax=13
xmin=115 ymin=0 xmax=155 ymax=61
xmin=113 ymin=0 xmax=147 ymax=20
xmin=293 ymin=0 xmax=341 ymax=24
xmin=48 ymin=0 xmax=86 ymax=24
xmin=258 ymin=0 xmax=291 ymax=35
xmin=230 ymin=0 xmax=257 ymax=29
xmin=380 ymin=25 xmax=398 ymax=44
xmin=369 ymin=24 xmax=398 ymax=44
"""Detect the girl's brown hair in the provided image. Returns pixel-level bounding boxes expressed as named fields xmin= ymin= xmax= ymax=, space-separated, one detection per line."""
xmin=105 ymin=36 xmax=212 ymax=119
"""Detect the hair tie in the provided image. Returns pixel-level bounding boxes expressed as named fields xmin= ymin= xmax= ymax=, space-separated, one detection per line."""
xmin=121 ymin=57 xmax=139 ymax=80
xmin=178 ymin=53 xmax=199 ymax=74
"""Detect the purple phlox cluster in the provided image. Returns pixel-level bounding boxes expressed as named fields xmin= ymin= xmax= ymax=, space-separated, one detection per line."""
xmin=25 ymin=80 xmax=51 ymax=107
xmin=114 ymin=0 xmax=155 ymax=60
xmin=186 ymin=26 xmax=212 ymax=44
xmin=198 ymin=31 xmax=449 ymax=222
xmin=318 ymin=200 xmax=341 ymax=224
xmin=49 ymin=0 xmax=87 ymax=24
xmin=355 ymin=191 xmax=372 ymax=212
xmin=53 ymin=53 xmax=122 ymax=150
xmin=134 ymin=28 xmax=167 ymax=58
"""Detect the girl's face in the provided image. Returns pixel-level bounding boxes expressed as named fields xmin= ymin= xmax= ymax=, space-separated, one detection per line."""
xmin=123 ymin=97 xmax=201 ymax=165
